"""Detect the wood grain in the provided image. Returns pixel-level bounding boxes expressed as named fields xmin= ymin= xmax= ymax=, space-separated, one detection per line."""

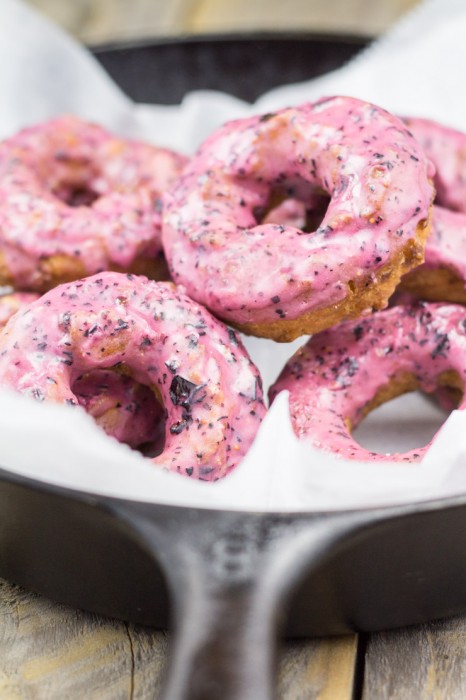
xmin=278 ymin=635 xmax=357 ymax=700
xmin=0 ymin=578 xmax=357 ymax=699
xmin=186 ymin=0 xmax=420 ymax=37
xmin=26 ymin=0 xmax=194 ymax=44
xmin=26 ymin=0 xmax=421 ymax=44
xmin=363 ymin=615 xmax=466 ymax=700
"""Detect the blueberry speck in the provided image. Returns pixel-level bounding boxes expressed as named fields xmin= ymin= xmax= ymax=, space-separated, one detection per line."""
xmin=228 ymin=328 xmax=239 ymax=346
xmin=169 ymin=375 xmax=206 ymax=407
xmin=187 ymin=334 xmax=198 ymax=348
xmin=252 ymin=375 xmax=263 ymax=401
xmin=84 ymin=324 xmax=98 ymax=337
xmin=344 ymin=357 xmax=359 ymax=377
xmin=200 ymin=466 xmax=215 ymax=476
xmin=431 ymin=334 xmax=450 ymax=359
xmin=353 ymin=325 xmax=364 ymax=341
xmin=170 ymin=420 xmax=189 ymax=434
xmin=115 ymin=319 xmax=129 ymax=331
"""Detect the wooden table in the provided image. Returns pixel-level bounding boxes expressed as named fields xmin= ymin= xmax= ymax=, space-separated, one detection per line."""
xmin=1 ymin=576 xmax=466 ymax=698
xmin=27 ymin=0 xmax=420 ymax=44
xmin=4 ymin=1 xmax=466 ymax=698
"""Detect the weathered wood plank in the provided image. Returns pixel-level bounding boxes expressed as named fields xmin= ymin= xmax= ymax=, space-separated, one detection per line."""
xmin=0 ymin=579 xmax=136 ymax=699
xmin=26 ymin=0 xmax=195 ymax=44
xmin=363 ymin=615 xmax=466 ymax=700
xmin=186 ymin=0 xmax=419 ymax=37
xmin=0 ymin=578 xmax=357 ymax=699
xmin=278 ymin=635 xmax=357 ymax=700
xmin=26 ymin=0 xmax=421 ymax=44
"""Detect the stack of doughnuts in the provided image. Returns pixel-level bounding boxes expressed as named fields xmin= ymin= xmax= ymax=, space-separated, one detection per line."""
xmin=0 ymin=116 xmax=266 ymax=477
xmin=1 ymin=95 xmax=466 ymax=475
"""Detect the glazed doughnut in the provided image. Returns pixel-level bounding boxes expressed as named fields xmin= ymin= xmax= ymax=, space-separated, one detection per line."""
xmin=163 ymin=96 xmax=434 ymax=342
xmin=403 ymin=117 xmax=466 ymax=213
xmin=0 ymin=292 xmax=39 ymax=327
xmin=397 ymin=206 xmax=466 ymax=304
xmin=0 ymin=291 xmax=162 ymax=449
xmin=395 ymin=118 xmax=466 ymax=303
xmin=0 ymin=271 xmax=265 ymax=479
xmin=269 ymin=303 xmax=465 ymax=462
xmin=0 ymin=115 xmax=187 ymax=291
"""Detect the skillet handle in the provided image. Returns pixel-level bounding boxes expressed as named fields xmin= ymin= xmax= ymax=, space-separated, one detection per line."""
xmin=162 ymin=552 xmax=277 ymax=700
xmin=117 ymin=504 xmax=367 ymax=700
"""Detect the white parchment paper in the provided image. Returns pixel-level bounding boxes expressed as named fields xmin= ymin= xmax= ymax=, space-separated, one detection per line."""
xmin=0 ymin=0 xmax=465 ymax=511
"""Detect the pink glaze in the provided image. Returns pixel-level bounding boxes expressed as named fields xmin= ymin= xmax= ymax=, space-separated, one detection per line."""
xmin=423 ymin=205 xmax=466 ymax=279
xmin=0 ymin=292 xmax=39 ymax=326
xmin=398 ymin=118 xmax=466 ymax=290
xmin=0 ymin=291 xmax=161 ymax=448
xmin=163 ymin=97 xmax=434 ymax=328
xmin=404 ymin=117 xmax=466 ymax=213
xmin=0 ymin=115 xmax=187 ymax=289
xmin=0 ymin=272 xmax=265 ymax=479
xmin=269 ymin=303 xmax=466 ymax=462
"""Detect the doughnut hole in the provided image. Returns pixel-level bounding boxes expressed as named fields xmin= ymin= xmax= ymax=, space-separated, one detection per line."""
xmin=54 ymin=183 xmax=100 ymax=208
xmin=352 ymin=370 xmax=462 ymax=456
xmin=46 ymin=153 xmax=102 ymax=207
xmin=260 ymin=187 xmax=330 ymax=233
xmin=71 ymin=369 xmax=166 ymax=455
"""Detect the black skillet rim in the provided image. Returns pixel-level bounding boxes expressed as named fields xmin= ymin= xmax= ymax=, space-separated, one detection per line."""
xmin=92 ymin=31 xmax=370 ymax=105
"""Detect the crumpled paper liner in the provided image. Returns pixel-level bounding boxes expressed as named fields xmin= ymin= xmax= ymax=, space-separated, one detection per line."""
xmin=0 ymin=0 xmax=465 ymax=512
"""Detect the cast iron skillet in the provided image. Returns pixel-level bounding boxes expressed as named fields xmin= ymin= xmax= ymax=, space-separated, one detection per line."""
xmin=2 ymin=35 xmax=466 ymax=700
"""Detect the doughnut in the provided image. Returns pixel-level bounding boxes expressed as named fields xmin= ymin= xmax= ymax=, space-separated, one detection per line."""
xmin=0 ymin=115 xmax=187 ymax=292
xmin=0 ymin=292 xmax=39 ymax=327
xmin=395 ymin=118 xmax=466 ymax=303
xmin=162 ymin=96 xmax=434 ymax=342
xmin=0 ymin=271 xmax=266 ymax=479
xmin=0 ymin=291 xmax=162 ymax=449
xmin=269 ymin=303 xmax=465 ymax=462
xmin=397 ymin=206 xmax=466 ymax=304
xmin=403 ymin=117 xmax=466 ymax=213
